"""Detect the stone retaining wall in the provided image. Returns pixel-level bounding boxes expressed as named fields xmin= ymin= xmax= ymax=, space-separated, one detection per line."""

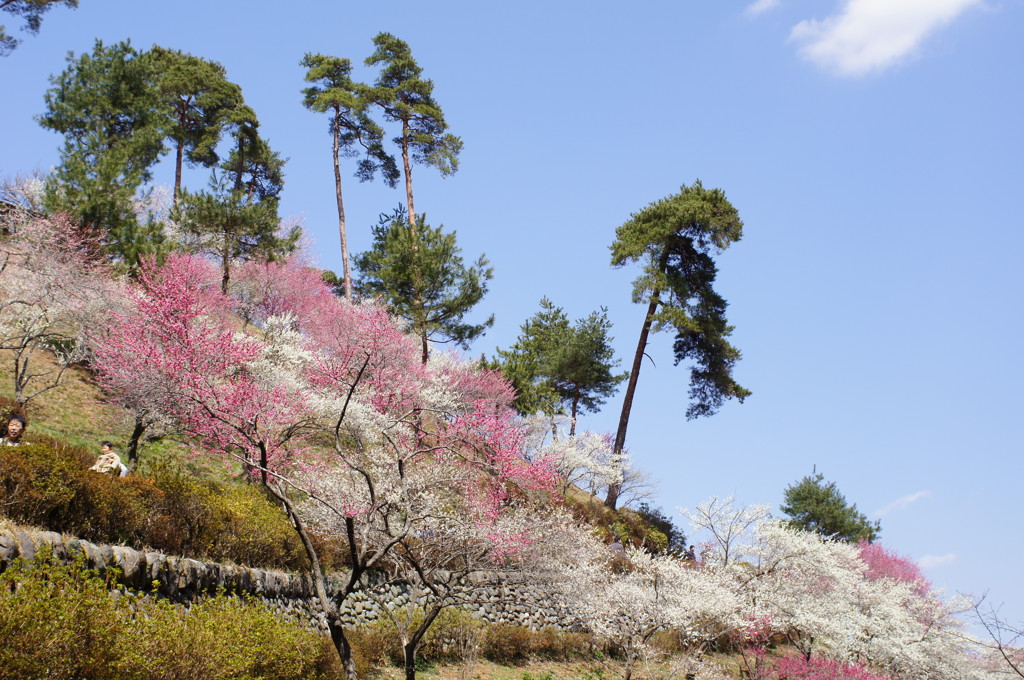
xmin=0 ymin=528 xmax=574 ymax=631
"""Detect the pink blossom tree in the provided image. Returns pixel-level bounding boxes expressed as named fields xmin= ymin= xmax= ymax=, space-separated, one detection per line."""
xmin=857 ymin=540 xmax=930 ymax=596
xmin=92 ymin=254 xmax=560 ymax=680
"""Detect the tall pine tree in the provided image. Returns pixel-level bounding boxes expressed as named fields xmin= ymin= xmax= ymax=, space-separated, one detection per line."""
xmin=301 ymin=53 xmax=398 ymax=299
xmin=606 ymin=181 xmax=750 ymax=508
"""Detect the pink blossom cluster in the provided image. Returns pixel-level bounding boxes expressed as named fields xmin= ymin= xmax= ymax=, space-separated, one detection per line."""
xmin=774 ymin=655 xmax=890 ymax=680
xmin=90 ymin=252 xmax=557 ymax=563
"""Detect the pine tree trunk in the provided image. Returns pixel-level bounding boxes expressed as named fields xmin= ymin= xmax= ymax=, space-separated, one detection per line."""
xmin=174 ymin=139 xmax=184 ymax=204
xmin=332 ymin=110 xmax=352 ymax=299
xmin=402 ymin=120 xmax=415 ymax=235
xmin=400 ymin=119 xmax=429 ymax=364
xmin=173 ymin=100 xmax=188 ymax=204
xmin=605 ymin=288 xmax=661 ymax=509
xmin=220 ymin=241 xmax=231 ymax=294
xmin=570 ymin=395 xmax=580 ymax=436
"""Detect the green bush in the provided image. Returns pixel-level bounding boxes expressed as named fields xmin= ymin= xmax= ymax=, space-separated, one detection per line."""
xmin=0 ymin=551 xmax=126 ymax=680
xmin=0 ymin=552 xmax=340 ymax=680
xmin=0 ymin=438 xmax=311 ymax=571
xmin=348 ymin=608 xmax=486 ymax=672
xmin=146 ymin=462 xmax=309 ymax=570
xmin=119 ymin=595 xmax=336 ymax=680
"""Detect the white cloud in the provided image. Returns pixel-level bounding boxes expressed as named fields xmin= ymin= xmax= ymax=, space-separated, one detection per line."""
xmin=919 ymin=553 xmax=957 ymax=569
xmin=790 ymin=0 xmax=983 ymax=76
xmin=746 ymin=0 xmax=782 ymax=17
xmin=874 ymin=490 xmax=931 ymax=518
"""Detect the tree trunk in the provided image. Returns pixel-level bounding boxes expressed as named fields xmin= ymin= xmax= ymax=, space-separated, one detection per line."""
xmin=400 ymin=119 xmax=429 ymax=365
xmin=126 ymin=415 xmax=146 ymax=466
xmin=220 ymin=242 xmax=230 ymax=295
xmin=404 ymin=641 xmax=418 ymax=680
xmin=604 ymin=288 xmax=661 ymax=509
xmin=174 ymin=139 xmax=184 ymax=204
xmin=401 ymin=120 xmax=415 ymax=234
xmin=570 ymin=395 xmax=580 ymax=436
xmin=332 ymin=110 xmax=352 ymax=299
xmin=330 ymin=621 xmax=359 ymax=680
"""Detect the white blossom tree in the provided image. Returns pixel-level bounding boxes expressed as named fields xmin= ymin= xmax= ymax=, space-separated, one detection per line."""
xmin=0 ymin=210 xmax=123 ymax=407
xmin=556 ymin=539 xmax=740 ymax=680
xmin=681 ymin=495 xmax=771 ymax=567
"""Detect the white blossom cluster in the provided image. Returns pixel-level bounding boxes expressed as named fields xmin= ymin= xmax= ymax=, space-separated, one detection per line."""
xmin=550 ymin=507 xmax=987 ymax=680
xmin=522 ymin=413 xmax=625 ymax=495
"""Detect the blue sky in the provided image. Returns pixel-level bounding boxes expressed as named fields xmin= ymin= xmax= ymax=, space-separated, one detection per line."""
xmin=2 ymin=0 xmax=1022 ymax=625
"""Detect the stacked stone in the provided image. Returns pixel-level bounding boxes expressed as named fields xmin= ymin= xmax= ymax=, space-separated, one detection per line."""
xmin=0 ymin=527 xmax=576 ymax=630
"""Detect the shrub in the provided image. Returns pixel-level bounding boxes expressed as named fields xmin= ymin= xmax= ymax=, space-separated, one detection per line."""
xmin=118 ymin=595 xmax=335 ymax=680
xmin=418 ymin=608 xmax=486 ymax=663
xmin=483 ymin=623 xmax=534 ymax=665
xmin=349 ymin=618 xmax=402 ymax=673
xmin=0 ymin=551 xmax=126 ymax=680
xmin=0 ymin=438 xmax=312 ymax=571
xmin=530 ymin=626 xmax=596 ymax=660
xmin=0 ymin=552 xmax=339 ymax=680
xmin=146 ymin=462 xmax=309 ymax=570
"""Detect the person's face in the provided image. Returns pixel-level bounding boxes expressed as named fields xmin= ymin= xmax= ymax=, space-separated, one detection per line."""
xmin=7 ymin=419 xmax=23 ymax=440
xmin=101 ymin=444 xmax=112 ymax=455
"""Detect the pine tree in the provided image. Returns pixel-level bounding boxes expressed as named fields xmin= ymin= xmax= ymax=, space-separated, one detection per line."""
xmin=355 ymin=206 xmax=492 ymax=364
xmin=150 ymin=46 xmax=243 ymax=202
xmin=605 ymin=181 xmax=750 ymax=508
xmin=364 ymin=32 xmax=462 ymax=232
xmin=174 ymin=113 xmax=296 ymax=293
xmin=38 ymin=39 xmax=168 ymax=265
xmin=301 ymin=53 xmax=398 ymax=299
xmin=781 ymin=473 xmax=881 ymax=543
xmin=495 ymin=298 xmax=626 ymax=431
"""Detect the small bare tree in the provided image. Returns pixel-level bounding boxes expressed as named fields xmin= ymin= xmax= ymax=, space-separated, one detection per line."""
xmin=966 ymin=595 xmax=1024 ymax=679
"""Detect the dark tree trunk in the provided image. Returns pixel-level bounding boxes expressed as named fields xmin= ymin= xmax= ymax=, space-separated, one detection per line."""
xmin=126 ymin=415 xmax=146 ymax=466
xmin=220 ymin=239 xmax=231 ymax=294
xmin=174 ymin=139 xmax=184 ymax=204
xmin=605 ymin=289 xmax=661 ymax=509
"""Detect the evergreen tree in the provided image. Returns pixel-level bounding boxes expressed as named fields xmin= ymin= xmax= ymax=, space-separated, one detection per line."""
xmin=38 ymin=39 xmax=168 ymax=266
xmin=490 ymin=298 xmax=570 ymax=417
xmin=495 ymin=298 xmax=626 ymax=431
xmin=781 ymin=473 xmax=881 ymax=543
xmin=174 ymin=113 xmax=295 ymax=293
xmin=355 ymin=206 xmax=492 ymax=364
xmin=150 ymin=46 xmax=243 ymax=202
xmin=1 ymin=0 xmax=77 ymax=55
xmin=364 ymin=32 xmax=462 ymax=232
xmin=173 ymin=175 xmax=297 ymax=294
xmin=300 ymin=53 xmax=398 ymax=299
xmin=605 ymin=181 xmax=750 ymax=508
